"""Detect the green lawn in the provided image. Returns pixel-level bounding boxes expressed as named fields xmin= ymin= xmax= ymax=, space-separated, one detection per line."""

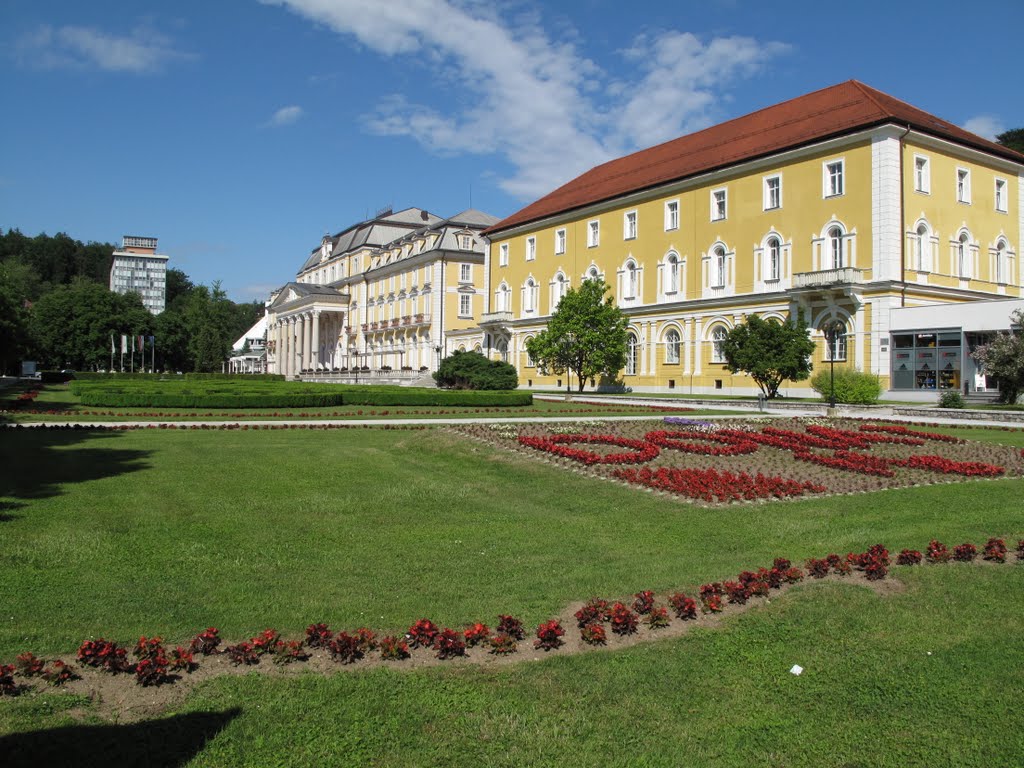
xmin=1 ymin=423 xmax=1023 ymax=765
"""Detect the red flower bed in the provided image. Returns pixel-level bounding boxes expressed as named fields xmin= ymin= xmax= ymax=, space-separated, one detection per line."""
xmin=983 ymin=538 xmax=1007 ymax=563
xmin=896 ymin=549 xmax=923 ymax=565
xmin=463 ymin=623 xmax=490 ymax=647
xmin=613 ymin=466 xmax=825 ymax=502
xmin=860 ymin=424 xmax=961 ymax=443
xmin=644 ymin=430 xmax=759 ymax=456
xmin=668 ymin=592 xmax=697 ymax=620
xmin=580 ymin=623 xmax=607 ymax=645
xmin=890 ymin=455 xmax=1004 ymax=477
xmin=927 ymin=539 xmax=951 ymax=563
xmin=609 ymin=603 xmax=639 ymax=635
xmin=534 ymin=620 xmax=565 ymax=650
xmin=953 ymin=543 xmax=978 ymax=562
xmin=518 ymin=434 xmax=659 ymax=465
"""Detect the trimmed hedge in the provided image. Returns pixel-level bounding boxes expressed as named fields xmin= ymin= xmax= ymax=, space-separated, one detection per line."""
xmin=73 ymin=372 xmax=285 ymax=382
xmin=810 ymin=368 xmax=883 ymax=405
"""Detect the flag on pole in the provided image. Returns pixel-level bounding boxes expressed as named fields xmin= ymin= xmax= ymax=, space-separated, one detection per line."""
xmin=137 ymin=335 xmax=144 ymax=352
xmin=111 ymin=334 xmax=115 ymax=354
xmin=121 ymin=334 xmax=128 ymax=354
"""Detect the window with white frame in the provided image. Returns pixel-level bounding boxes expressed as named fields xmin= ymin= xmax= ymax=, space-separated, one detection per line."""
xmin=764 ymin=175 xmax=781 ymax=210
xmin=766 ymin=237 xmax=781 ymax=281
xmin=624 ymin=261 xmax=638 ymax=298
xmin=828 ymin=226 xmax=845 ymax=269
xmin=626 ymin=333 xmax=638 ymax=375
xmin=555 ymin=228 xmax=566 ymax=254
xmin=499 ymin=243 xmax=509 ymax=266
xmin=588 ymin=220 xmax=600 ymax=247
xmin=665 ymin=200 xmax=679 ymax=231
xmin=957 ymin=232 xmax=971 ymax=278
xmin=711 ymin=189 xmax=727 ymax=221
xmin=526 ymin=237 xmax=536 ymax=261
xmin=995 ymin=240 xmax=1006 ymax=284
xmin=551 ymin=272 xmax=568 ymax=310
xmin=460 ymin=263 xmax=471 ymax=282
xmin=666 ymin=253 xmax=680 ymax=293
xmin=523 ymin=278 xmax=537 ymax=312
xmin=914 ymin=156 xmax=930 ymax=193
xmin=916 ymin=224 xmax=931 ymax=271
xmin=495 ymin=282 xmax=511 ymax=311
xmin=995 ymin=178 xmax=1008 ymax=212
xmin=956 ymin=168 xmax=971 ymax=203
xmin=586 ymin=266 xmax=600 ymax=282
xmin=460 ymin=234 xmax=473 ymax=249
xmin=824 ymin=160 xmax=844 ymax=197
xmin=712 ymin=246 xmax=726 ymax=287
xmin=823 ymin=320 xmax=847 ymax=361
xmin=525 ymin=339 xmax=535 ymax=367
xmin=665 ymin=329 xmax=680 ymax=364
xmin=459 ymin=293 xmax=472 ymax=317
xmin=710 ymin=326 xmax=728 ymax=363
xmin=624 ymin=211 xmax=637 ymax=240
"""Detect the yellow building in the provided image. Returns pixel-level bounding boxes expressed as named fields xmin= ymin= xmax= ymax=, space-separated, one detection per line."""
xmin=480 ymin=80 xmax=1024 ymax=397
xmin=266 ymin=207 xmax=498 ymax=379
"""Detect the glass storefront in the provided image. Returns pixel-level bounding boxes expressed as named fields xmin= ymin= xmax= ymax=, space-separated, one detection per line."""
xmin=890 ymin=331 xmax=961 ymax=390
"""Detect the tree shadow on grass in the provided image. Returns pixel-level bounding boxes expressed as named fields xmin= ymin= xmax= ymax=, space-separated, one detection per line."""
xmin=0 ymin=427 xmax=152 ymax=516
xmin=0 ymin=707 xmax=242 ymax=767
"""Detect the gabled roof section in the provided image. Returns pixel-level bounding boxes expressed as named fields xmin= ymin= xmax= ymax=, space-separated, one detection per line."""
xmin=269 ymin=282 xmax=348 ymax=310
xmin=444 ymin=209 xmax=501 ymax=228
xmin=485 ymin=80 xmax=1024 ymax=236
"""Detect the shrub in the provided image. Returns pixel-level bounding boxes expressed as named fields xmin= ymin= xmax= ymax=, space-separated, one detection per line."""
xmin=927 ymin=539 xmax=951 ymax=563
xmin=534 ymin=620 xmax=565 ymax=650
xmin=406 ymin=619 xmax=439 ymax=649
xmin=810 ymin=368 xmax=883 ymax=405
xmin=41 ymin=660 xmax=76 ymax=686
xmin=609 ymin=603 xmax=639 ymax=635
xmin=434 ymin=351 xmax=518 ymax=390
xmin=496 ymin=615 xmax=525 ymax=640
xmin=15 ymin=652 xmax=45 ymax=677
xmin=305 ymin=623 xmax=333 ymax=648
xmin=433 ymin=629 xmax=466 ymax=660
xmin=379 ymin=636 xmax=410 ymax=661
xmin=489 ymin=634 xmax=518 ymax=655
xmin=224 ymin=642 xmax=260 ymax=666
xmin=938 ymin=390 xmax=966 ymax=409
xmin=250 ymin=629 xmax=280 ymax=656
xmin=135 ymin=656 xmax=170 ymax=687
xmin=896 ymin=549 xmax=923 ymax=565
xmin=463 ymin=623 xmax=490 ymax=647
xmin=953 ymin=543 xmax=978 ymax=562
xmin=632 ymin=591 xmax=655 ymax=615
xmin=646 ymin=607 xmax=670 ymax=629
xmin=580 ymin=623 xmax=607 ymax=645
xmin=190 ymin=628 xmax=221 ymax=655
xmin=574 ymin=599 xmax=610 ymax=627
xmin=723 ymin=581 xmax=749 ymax=605
xmin=327 ymin=632 xmax=364 ymax=664
xmin=668 ymin=592 xmax=697 ymax=620
xmin=983 ymin=538 xmax=1007 ymax=563
xmin=805 ymin=558 xmax=830 ymax=578
xmin=77 ymin=639 xmax=131 ymax=673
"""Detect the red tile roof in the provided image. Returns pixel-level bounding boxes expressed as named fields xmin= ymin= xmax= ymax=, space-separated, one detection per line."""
xmin=485 ymin=80 xmax=1023 ymax=236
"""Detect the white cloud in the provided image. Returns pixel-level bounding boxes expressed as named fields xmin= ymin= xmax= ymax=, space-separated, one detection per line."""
xmin=962 ymin=115 xmax=1005 ymax=141
xmin=15 ymin=24 xmax=194 ymax=73
xmin=264 ymin=0 xmax=789 ymax=199
xmin=270 ymin=105 xmax=304 ymax=126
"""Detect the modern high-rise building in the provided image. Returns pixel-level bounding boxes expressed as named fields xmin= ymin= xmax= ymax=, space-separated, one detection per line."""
xmin=109 ymin=235 xmax=169 ymax=314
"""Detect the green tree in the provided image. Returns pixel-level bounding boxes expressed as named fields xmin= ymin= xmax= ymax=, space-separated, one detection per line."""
xmin=434 ymin=350 xmax=518 ymax=390
xmin=996 ymin=128 xmax=1024 ymax=155
xmin=0 ymin=263 xmax=33 ymax=374
xmin=525 ymin=279 xmax=628 ymax=392
xmin=31 ymin=279 xmax=151 ymax=370
xmin=971 ymin=309 xmax=1024 ymax=404
xmin=720 ymin=313 xmax=816 ymax=398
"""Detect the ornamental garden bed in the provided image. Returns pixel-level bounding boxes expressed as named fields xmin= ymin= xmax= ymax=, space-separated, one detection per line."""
xmin=453 ymin=418 xmax=1024 ymax=503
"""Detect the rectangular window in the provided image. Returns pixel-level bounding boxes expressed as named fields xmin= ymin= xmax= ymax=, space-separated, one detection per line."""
xmin=824 ymin=160 xmax=844 ymax=197
xmin=499 ymin=243 xmax=508 ymax=266
xmin=587 ymin=220 xmax=600 ymax=247
xmin=956 ymin=168 xmax=971 ymax=203
xmin=459 ymin=294 xmax=471 ymax=317
xmin=624 ymin=210 xmax=637 ymax=240
xmin=555 ymin=228 xmax=566 ymax=254
xmin=763 ymin=176 xmax=781 ymax=210
xmin=526 ymin=236 xmax=536 ymax=261
xmin=914 ymin=155 xmax=930 ymax=193
xmin=460 ymin=263 xmax=471 ymax=282
xmin=664 ymin=200 xmax=679 ymax=231
xmin=995 ymin=178 xmax=1008 ymax=212
xmin=711 ymin=188 xmax=727 ymax=221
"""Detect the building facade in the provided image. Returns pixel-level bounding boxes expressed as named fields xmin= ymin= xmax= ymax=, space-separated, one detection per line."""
xmin=109 ymin=235 xmax=169 ymax=314
xmin=480 ymin=81 xmax=1023 ymax=396
xmin=266 ymin=208 xmax=498 ymax=377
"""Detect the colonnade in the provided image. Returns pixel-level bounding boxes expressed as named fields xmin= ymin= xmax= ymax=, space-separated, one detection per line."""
xmin=270 ymin=309 xmax=345 ymax=378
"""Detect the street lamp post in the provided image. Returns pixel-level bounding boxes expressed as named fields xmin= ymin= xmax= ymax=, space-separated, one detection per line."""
xmin=560 ymin=332 xmax=576 ymax=400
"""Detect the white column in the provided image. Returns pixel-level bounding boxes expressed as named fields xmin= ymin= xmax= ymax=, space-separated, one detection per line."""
xmin=281 ymin=318 xmax=291 ymax=378
xmin=683 ymin=317 xmax=692 ymax=375
xmin=311 ymin=310 xmax=321 ymax=370
xmin=693 ymin=319 xmax=704 ymax=376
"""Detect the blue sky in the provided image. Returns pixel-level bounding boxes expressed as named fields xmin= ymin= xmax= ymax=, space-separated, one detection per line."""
xmin=3 ymin=0 xmax=1022 ymax=302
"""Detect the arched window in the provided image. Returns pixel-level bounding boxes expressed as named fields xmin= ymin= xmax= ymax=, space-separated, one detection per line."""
xmin=587 ymin=266 xmax=600 ymax=282
xmin=666 ymin=253 xmax=680 ymax=293
xmin=713 ymin=247 xmax=726 ymax=287
xmin=995 ymin=240 xmax=1007 ymax=284
xmin=551 ymin=272 xmax=568 ymax=310
xmin=495 ymin=282 xmax=511 ymax=312
xmin=711 ymin=326 xmax=728 ymax=363
xmin=916 ymin=224 xmax=930 ymax=271
xmin=625 ymin=261 xmax=638 ymax=298
xmin=958 ymin=233 xmax=970 ymax=278
xmin=665 ymin=329 xmax=681 ymax=364
xmin=829 ymin=226 xmax=844 ymax=269
xmin=766 ymin=237 xmax=780 ymax=281
xmin=626 ymin=333 xmax=638 ymax=375
xmin=823 ymin=320 xmax=847 ymax=361
xmin=523 ymin=278 xmax=537 ymax=312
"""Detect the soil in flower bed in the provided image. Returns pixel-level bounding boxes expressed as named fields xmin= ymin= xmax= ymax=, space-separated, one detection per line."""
xmin=452 ymin=418 xmax=1024 ymax=504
